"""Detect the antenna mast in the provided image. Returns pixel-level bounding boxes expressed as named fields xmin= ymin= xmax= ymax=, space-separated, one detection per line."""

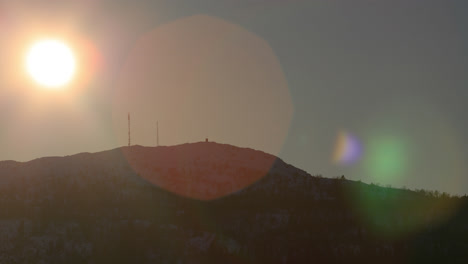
xmin=128 ymin=112 xmax=131 ymax=147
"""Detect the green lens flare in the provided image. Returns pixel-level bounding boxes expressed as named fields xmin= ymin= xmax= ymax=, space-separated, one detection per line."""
xmin=367 ymin=136 xmax=407 ymax=182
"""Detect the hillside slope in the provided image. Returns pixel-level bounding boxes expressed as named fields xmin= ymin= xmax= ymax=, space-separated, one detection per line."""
xmin=0 ymin=142 xmax=306 ymax=200
xmin=0 ymin=142 xmax=467 ymax=263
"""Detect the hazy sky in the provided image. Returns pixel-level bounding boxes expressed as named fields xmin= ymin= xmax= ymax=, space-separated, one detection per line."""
xmin=0 ymin=0 xmax=467 ymax=194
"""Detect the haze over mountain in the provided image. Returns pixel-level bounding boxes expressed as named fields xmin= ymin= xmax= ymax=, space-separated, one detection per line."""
xmin=2 ymin=1 xmax=467 ymax=195
xmin=1 ymin=1 xmax=467 ymax=262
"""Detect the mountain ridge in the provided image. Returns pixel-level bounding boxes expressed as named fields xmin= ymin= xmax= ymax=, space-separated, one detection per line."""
xmin=0 ymin=142 xmax=308 ymax=201
xmin=0 ymin=142 xmax=466 ymax=263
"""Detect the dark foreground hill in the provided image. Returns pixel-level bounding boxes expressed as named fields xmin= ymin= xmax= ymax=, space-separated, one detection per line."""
xmin=0 ymin=142 xmax=467 ymax=263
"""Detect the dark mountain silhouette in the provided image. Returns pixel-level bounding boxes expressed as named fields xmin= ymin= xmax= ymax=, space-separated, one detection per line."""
xmin=0 ymin=142 xmax=467 ymax=263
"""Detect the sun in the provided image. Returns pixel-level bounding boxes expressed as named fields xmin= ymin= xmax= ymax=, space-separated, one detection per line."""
xmin=26 ymin=39 xmax=76 ymax=88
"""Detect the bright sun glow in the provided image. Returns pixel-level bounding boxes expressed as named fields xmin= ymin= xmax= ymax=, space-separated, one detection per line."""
xmin=26 ymin=39 xmax=76 ymax=88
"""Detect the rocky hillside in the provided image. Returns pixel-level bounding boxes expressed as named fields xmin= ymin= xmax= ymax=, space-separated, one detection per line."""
xmin=0 ymin=142 xmax=467 ymax=263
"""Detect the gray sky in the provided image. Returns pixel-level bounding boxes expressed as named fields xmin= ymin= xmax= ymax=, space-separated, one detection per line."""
xmin=1 ymin=0 xmax=467 ymax=194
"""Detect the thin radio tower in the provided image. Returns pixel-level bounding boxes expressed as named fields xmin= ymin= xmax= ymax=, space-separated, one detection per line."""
xmin=128 ymin=112 xmax=131 ymax=147
xmin=156 ymin=121 xmax=159 ymax=147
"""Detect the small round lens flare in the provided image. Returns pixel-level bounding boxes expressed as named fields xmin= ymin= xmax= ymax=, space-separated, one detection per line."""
xmin=26 ymin=39 xmax=76 ymax=88
xmin=333 ymin=131 xmax=362 ymax=165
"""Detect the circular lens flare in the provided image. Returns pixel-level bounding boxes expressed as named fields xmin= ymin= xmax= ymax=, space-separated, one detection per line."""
xmin=366 ymin=136 xmax=408 ymax=182
xmin=112 ymin=15 xmax=292 ymax=200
